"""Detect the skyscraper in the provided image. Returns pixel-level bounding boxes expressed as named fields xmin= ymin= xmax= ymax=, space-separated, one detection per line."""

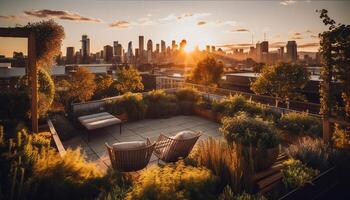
xmin=127 ymin=41 xmax=133 ymax=63
xmin=147 ymin=39 xmax=153 ymax=63
xmin=172 ymin=40 xmax=176 ymax=51
xmin=66 ymin=47 xmax=75 ymax=64
xmin=114 ymin=42 xmax=123 ymax=63
xmin=156 ymin=44 xmax=160 ymax=53
xmin=81 ymin=35 xmax=90 ymax=64
xmin=256 ymin=41 xmax=268 ymax=62
xmin=161 ymin=40 xmax=166 ymax=53
xmin=103 ymin=45 xmax=113 ymax=63
xmin=139 ymin=36 xmax=144 ymax=60
xmin=278 ymin=47 xmax=284 ymax=61
xmin=286 ymin=41 xmax=297 ymax=62
xmin=179 ymin=39 xmax=187 ymax=51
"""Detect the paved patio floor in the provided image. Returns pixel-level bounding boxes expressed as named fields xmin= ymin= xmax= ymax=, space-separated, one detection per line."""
xmin=62 ymin=115 xmax=223 ymax=172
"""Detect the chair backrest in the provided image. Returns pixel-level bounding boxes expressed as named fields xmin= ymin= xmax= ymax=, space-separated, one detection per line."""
xmin=154 ymin=133 xmax=201 ymax=162
xmin=106 ymin=139 xmax=155 ymax=172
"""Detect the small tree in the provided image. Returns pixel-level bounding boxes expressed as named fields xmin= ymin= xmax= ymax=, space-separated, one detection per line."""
xmin=57 ymin=67 xmax=96 ymax=111
xmin=251 ymin=63 xmax=310 ymax=106
xmin=113 ymin=67 xmax=144 ymax=94
xmin=190 ymin=56 xmax=224 ymax=86
xmin=93 ymin=74 xmax=114 ymax=99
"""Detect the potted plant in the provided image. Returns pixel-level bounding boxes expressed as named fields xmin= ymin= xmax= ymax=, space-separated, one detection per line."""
xmin=277 ymin=112 xmax=322 ymax=144
xmin=194 ymin=97 xmax=217 ymax=121
xmin=220 ymin=112 xmax=281 ymax=171
xmin=104 ymin=98 xmax=128 ymax=122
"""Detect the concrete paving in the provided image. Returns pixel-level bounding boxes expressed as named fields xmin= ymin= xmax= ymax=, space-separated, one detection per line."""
xmin=62 ymin=115 xmax=223 ymax=172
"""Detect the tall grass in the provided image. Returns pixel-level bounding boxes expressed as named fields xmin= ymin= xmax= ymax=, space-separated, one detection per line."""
xmin=189 ymin=138 xmax=246 ymax=193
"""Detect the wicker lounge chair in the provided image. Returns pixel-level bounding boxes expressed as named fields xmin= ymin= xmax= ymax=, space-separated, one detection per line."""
xmin=105 ymin=138 xmax=155 ymax=172
xmin=154 ymin=132 xmax=201 ymax=163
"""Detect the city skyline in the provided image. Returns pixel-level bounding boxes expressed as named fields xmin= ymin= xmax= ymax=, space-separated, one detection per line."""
xmin=1 ymin=0 xmax=350 ymax=56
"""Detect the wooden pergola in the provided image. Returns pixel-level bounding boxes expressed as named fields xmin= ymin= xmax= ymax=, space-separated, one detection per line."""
xmin=0 ymin=27 xmax=38 ymax=133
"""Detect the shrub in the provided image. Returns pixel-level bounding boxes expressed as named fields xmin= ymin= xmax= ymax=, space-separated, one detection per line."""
xmin=175 ymin=87 xmax=200 ymax=102
xmin=144 ymin=90 xmax=178 ymax=118
xmin=105 ymin=92 xmax=146 ymax=121
xmin=332 ymin=124 xmax=350 ymax=148
xmin=286 ymin=137 xmax=340 ymax=171
xmin=278 ymin=112 xmax=322 ymax=136
xmin=120 ymin=92 xmax=146 ymax=120
xmin=218 ymin=186 xmax=267 ymax=200
xmin=188 ymin=138 xmax=244 ymax=193
xmin=126 ymin=160 xmax=218 ymax=200
xmin=196 ymin=97 xmax=212 ymax=110
xmin=0 ymin=126 xmax=120 ymax=200
xmin=220 ymin=113 xmax=280 ymax=149
xmin=213 ymin=95 xmax=247 ymax=116
xmin=282 ymin=159 xmax=319 ymax=189
xmin=0 ymin=91 xmax=30 ymax=120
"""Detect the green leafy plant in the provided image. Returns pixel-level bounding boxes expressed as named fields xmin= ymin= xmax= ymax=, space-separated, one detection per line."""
xmin=278 ymin=112 xmax=322 ymax=136
xmin=332 ymin=124 xmax=350 ymax=148
xmin=126 ymin=160 xmax=218 ymax=200
xmin=220 ymin=113 xmax=280 ymax=149
xmin=282 ymin=159 xmax=319 ymax=189
xmin=144 ymin=90 xmax=178 ymax=118
xmin=175 ymin=87 xmax=200 ymax=102
xmin=286 ymin=137 xmax=340 ymax=171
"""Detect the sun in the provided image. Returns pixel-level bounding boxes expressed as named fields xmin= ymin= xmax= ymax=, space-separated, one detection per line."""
xmin=184 ymin=43 xmax=195 ymax=52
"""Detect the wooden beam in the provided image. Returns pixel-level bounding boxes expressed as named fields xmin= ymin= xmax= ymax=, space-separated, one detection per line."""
xmin=0 ymin=27 xmax=29 ymax=37
xmin=28 ymin=32 xmax=38 ymax=133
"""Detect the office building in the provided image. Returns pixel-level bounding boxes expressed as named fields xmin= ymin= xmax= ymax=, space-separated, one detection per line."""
xmin=66 ymin=47 xmax=75 ymax=64
xmin=286 ymin=41 xmax=298 ymax=62
xmin=161 ymin=40 xmax=166 ymax=53
xmin=103 ymin=45 xmax=113 ymax=63
xmin=147 ymin=39 xmax=153 ymax=63
xmin=139 ymin=36 xmax=144 ymax=61
xmin=81 ymin=35 xmax=90 ymax=64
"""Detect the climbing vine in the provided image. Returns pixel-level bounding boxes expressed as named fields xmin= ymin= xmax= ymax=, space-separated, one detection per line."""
xmin=318 ymin=9 xmax=350 ymax=119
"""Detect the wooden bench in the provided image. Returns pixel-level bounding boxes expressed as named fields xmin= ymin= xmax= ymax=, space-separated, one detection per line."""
xmin=78 ymin=112 xmax=122 ymax=141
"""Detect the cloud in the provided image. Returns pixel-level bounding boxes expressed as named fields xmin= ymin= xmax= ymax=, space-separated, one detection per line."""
xmin=0 ymin=15 xmax=20 ymax=20
xmin=310 ymin=34 xmax=318 ymax=39
xmin=137 ymin=17 xmax=156 ymax=26
xmin=299 ymin=42 xmax=319 ymax=48
xmin=306 ymin=30 xmax=313 ymax=34
xmin=109 ymin=20 xmax=130 ymax=28
xmin=197 ymin=21 xmax=206 ymax=26
xmin=270 ymin=42 xmax=286 ymax=48
xmin=24 ymin=9 xmax=101 ymax=22
xmin=216 ymin=43 xmax=252 ymax=49
xmin=216 ymin=20 xmax=237 ymax=26
xmin=291 ymin=36 xmax=304 ymax=40
xmin=159 ymin=12 xmax=211 ymax=22
xmin=232 ymin=28 xmax=249 ymax=32
xmin=280 ymin=0 xmax=297 ymax=6
xmin=293 ymin=32 xmax=302 ymax=36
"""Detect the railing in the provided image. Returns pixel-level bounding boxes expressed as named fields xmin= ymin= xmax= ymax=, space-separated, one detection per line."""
xmin=182 ymin=83 xmax=321 ymax=116
xmin=47 ymin=119 xmax=66 ymax=157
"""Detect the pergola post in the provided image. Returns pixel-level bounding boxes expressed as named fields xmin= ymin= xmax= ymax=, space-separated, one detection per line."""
xmin=0 ymin=27 xmax=38 ymax=133
xmin=28 ymin=32 xmax=38 ymax=133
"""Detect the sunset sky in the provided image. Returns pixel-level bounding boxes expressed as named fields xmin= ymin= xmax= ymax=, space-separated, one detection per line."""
xmin=0 ymin=0 xmax=349 ymax=56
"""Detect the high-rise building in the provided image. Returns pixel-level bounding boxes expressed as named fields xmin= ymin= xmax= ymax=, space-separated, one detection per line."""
xmin=179 ymin=39 xmax=187 ymax=51
xmin=156 ymin=44 xmax=160 ymax=53
xmin=113 ymin=41 xmax=123 ymax=63
xmin=66 ymin=47 xmax=75 ymax=64
xmin=171 ymin=40 xmax=176 ymax=51
xmin=286 ymin=41 xmax=297 ymax=62
xmin=103 ymin=45 xmax=113 ymax=63
xmin=211 ymin=46 xmax=216 ymax=52
xmin=127 ymin=41 xmax=133 ymax=63
xmin=81 ymin=35 xmax=90 ymax=64
xmin=278 ymin=47 xmax=284 ymax=60
xmin=139 ymin=36 xmax=144 ymax=60
xmin=256 ymin=41 xmax=268 ymax=62
xmin=147 ymin=40 xmax=153 ymax=63
xmin=161 ymin=40 xmax=166 ymax=53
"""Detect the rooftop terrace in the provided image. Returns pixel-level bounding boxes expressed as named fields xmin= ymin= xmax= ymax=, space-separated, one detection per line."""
xmin=62 ymin=115 xmax=222 ymax=172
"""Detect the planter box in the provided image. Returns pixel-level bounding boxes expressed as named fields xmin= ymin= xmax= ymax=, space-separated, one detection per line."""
xmin=114 ymin=113 xmax=128 ymax=122
xmin=279 ymin=167 xmax=337 ymax=200
xmin=194 ymin=107 xmax=217 ymax=122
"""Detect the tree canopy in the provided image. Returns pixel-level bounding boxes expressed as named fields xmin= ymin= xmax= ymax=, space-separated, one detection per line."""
xmin=251 ymin=63 xmax=310 ymax=103
xmin=318 ymin=9 xmax=350 ymax=119
xmin=24 ymin=20 xmax=65 ymax=69
xmin=57 ymin=67 xmax=96 ymax=109
xmin=189 ymin=56 xmax=224 ymax=86
xmin=113 ymin=67 xmax=144 ymax=94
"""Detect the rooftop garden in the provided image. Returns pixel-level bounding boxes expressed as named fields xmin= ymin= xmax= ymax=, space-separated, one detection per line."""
xmin=1 ymin=10 xmax=350 ymax=200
